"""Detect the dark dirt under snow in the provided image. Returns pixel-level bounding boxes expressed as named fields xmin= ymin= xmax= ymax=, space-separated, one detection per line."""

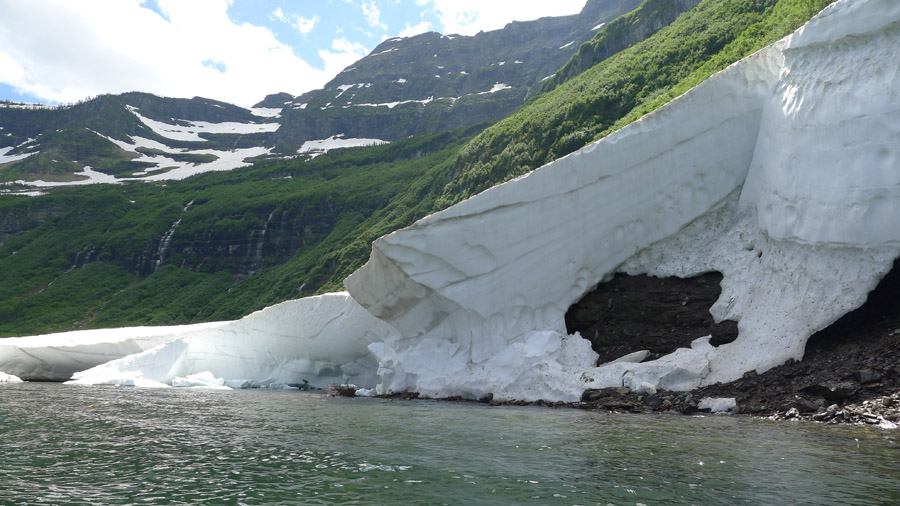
xmin=566 ymin=260 xmax=900 ymax=421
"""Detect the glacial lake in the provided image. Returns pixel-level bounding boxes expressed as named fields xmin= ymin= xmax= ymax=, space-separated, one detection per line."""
xmin=1 ymin=382 xmax=899 ymax=505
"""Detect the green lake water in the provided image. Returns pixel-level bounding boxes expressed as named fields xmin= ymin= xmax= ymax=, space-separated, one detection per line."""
xmin=1 ymin=382 xmax=899 ymax=505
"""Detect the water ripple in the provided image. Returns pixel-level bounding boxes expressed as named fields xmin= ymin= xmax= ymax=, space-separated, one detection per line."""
xmin=1 ymin=382 xmax=899 ymax=505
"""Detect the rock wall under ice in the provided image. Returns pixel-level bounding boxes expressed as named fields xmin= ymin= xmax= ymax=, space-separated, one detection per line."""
xmin=345 ymin=0 xmax=900 ymax=401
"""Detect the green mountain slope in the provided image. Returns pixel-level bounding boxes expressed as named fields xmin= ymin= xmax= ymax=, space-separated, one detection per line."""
xmin=266 ymin=0 xmax=643 ymax=152
xmin=0 ymin=92 xmax=276 ymax=184
xmin=0 ymin=0 xmax=832 ymax=336
xmin=440 ymin=0 xmax=833 ymax=204
xmin=0 ymin=124 xmax=483 ymax=334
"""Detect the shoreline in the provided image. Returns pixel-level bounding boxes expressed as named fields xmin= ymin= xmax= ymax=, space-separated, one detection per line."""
xmin=375 ymin=386 xmax=900 ymax=429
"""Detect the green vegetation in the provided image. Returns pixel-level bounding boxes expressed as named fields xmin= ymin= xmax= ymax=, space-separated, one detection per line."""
xmin=0 ymin=127 xmax=138 ymax=181
xmin=0 ymin=124 xmax=486 ymax=335
xmin=439 ymin=0 xmax=834 ymax=204
xmin=542 ymin=0 xmax=701 ymax=94
xmin=0 ymin=0 xmax=832 ymax=336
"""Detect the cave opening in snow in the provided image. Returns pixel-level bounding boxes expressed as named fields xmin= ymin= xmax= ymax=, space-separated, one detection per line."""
xmin=565 ymin=271 xmax=739 ymax=365
xmin=803 ymin=258 xmax=900 ymax=359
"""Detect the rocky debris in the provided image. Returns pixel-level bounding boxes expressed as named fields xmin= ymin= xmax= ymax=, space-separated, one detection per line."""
xmin=565 ymin=261 xmax=900 ymax=425
xmin=576 ymin=387 xmax=702 ymax=414
xmin=382 ymin=391 xmax=420 ymax=401
xmin=325 ymin=383 xmax=358 ymax=397
xmin=685 ymin=260 xmax=900 ymax=421
xmin=767 ymin=392 xmax=900 ymax=429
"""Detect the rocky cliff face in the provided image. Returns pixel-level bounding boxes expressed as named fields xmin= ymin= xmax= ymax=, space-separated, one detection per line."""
xmin=2 ymin=1 xmax=655 ymax=182
xmin=264 ymin=0 xmax=644 ymax=152
xmin=543 ymin=0 xmax=702 ymax=92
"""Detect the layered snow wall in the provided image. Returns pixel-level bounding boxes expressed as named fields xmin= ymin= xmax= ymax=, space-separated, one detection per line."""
xmin=2 ymin=0 xmax=898 ymax=402
xmin=1 ymin=294 xmax=397 ymax=388
xmin=345 ymin=0 xmax=900 ymax=400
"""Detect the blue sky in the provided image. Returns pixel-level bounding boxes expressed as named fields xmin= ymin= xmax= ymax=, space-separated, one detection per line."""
xmin=0 ymin=0 xmax=586 ymax=108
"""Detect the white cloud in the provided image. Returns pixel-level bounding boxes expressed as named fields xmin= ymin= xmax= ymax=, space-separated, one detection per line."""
xmin=398 ymin=21 xmax=431 ymax=38
xmin=317 ymin=38 xmax=372 ymax=78
xmin=293 ymin=15 xmax=320 ymax=35
xmin=0 ymin=0 xmax=332 ymax=107
xmin=361 ymin=1 xmax=387 ymax=30
xmin=431 ymin=0 xmax=585 ymax=36
xmin=272 ymin=7 xmax=319 ymax=35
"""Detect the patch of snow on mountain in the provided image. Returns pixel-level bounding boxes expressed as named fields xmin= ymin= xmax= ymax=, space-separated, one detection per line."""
xmin=297 ymin=135 xmax=389 ymax=159
xmin=0 ymin=146 xmax=36 ymax=164
xmin=0 ymin=189 xmax=45 ymax=197
xmin=87 ymin=131 xmax=271 ymax=181
xmin=126 ymin=105 xmax=279 ymax=142
xmin=593 ymin=22 xmax=606 ymax=30
xmin=371 ymin=47 xmax=398 ymax=57
xmin=129 ymin=147 xmax=271 ymax=181
xmin=477 ymin=83 xmax=512 ymax=95
xmin=334 ymin=84 xmax=354 ymax=99
xmin=250 ymin=107 xmax=282 ymax=118
xmin=351 ymin=96 xmax=435 ymax=109
xmin=559 ymin=41 xmax=575 ymax=49
xmin=15 ymin=166 xmax=120 ymax=187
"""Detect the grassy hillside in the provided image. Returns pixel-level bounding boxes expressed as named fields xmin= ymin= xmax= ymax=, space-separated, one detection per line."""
xmin=439 ymin=0 xmax=834 ymax=205
xmin=0 ymin=124 xmax=484 ymax=335
xmin=0 ymin=0 xmax=832 ymax=336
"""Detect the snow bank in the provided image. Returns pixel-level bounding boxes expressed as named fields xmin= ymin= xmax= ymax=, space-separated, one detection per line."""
xmin=0 ymin=323 xmax=225 ymax=381
xmin=64 ymin=293 xmax=397 ymax=388
xmin=0 ymin=371 xmax=23 ymax=383
xmin=345 ymin=0 xmax=900 ymax=401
